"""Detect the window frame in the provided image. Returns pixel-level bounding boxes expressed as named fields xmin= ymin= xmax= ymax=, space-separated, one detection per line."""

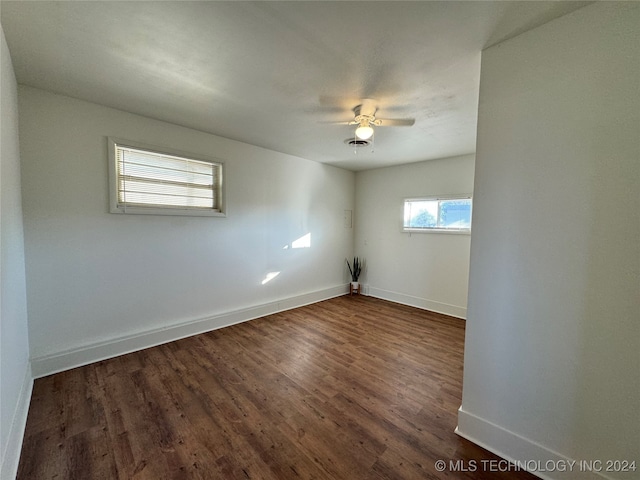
xmin=108 ymin=137 xmax=225 ymax=217
xmin=402 ymin=194 xmax=472 ymax=234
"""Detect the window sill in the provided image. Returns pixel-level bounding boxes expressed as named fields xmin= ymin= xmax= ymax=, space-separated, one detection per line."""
xmin=110 ymin=206 xmax=226 ymax=217
xmin=402 ymin=228 xmax=471 ymax=235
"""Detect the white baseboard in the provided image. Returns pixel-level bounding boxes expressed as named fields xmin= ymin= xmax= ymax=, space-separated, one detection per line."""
xmin=31 ymin=285 xmax=349 ymax=378
xmin=1 ymin=365 xmax=33 ymax=480
xmin=456 ymin=407 xmax=613 ymax=480
xmin=367 ymin=286 xmax=467 ymax=319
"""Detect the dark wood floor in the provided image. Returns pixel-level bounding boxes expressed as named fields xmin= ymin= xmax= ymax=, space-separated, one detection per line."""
xmin=18 ymin=296 xmax=537 ymax=480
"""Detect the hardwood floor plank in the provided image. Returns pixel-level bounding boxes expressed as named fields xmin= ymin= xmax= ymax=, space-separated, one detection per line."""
xmin=17 ymin=296 xmax=537 ymax=479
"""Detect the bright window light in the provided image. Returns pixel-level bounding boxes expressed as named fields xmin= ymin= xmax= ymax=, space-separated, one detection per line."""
xmin=403 ymin=196 xmax=472 ymax=233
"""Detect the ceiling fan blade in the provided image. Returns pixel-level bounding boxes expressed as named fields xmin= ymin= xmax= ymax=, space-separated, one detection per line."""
xmin=376 ymin=118 xmax=415 ymax=127
xmin=319 ymin=120 xmax=357 ymax=125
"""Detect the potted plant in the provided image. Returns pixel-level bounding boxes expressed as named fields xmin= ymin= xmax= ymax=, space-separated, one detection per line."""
xmin=346 ymin=256 xmax=362 ymax=291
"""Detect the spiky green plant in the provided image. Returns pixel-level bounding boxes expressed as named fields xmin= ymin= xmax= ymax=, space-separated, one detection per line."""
xmin=346 ymin=256 xmax=362 ymax=282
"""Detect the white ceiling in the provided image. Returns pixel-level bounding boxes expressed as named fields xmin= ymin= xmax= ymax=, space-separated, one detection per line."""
xmin=1 ymin=1 xmax=589 ymax=171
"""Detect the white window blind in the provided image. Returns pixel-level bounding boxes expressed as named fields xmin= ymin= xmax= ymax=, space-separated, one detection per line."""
xmin=108 ymin=138 xmax=224 ymax=216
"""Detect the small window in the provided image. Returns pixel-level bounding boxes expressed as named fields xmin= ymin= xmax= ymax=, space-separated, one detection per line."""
xmin=108 ymin=138 xmax=224 ymax=216
xmin=403 ymin=196 xmax=472 ymax=233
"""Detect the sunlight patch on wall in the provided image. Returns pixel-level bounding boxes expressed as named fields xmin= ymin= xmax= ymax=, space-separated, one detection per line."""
xmin=261 ymin=271 xmax=280 ymax=285
xmin=283 ymin=232 xmax=311 ymax=250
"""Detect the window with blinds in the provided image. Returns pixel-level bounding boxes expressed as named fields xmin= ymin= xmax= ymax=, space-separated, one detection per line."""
xmin=108 ymin=138 xmax=224 ymax=216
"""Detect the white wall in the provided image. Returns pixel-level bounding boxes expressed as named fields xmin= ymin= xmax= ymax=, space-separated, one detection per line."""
xmin=355 ymin=154 xmax=474 ymax=318
xmin=0 ymin=22 xmax=32 ymax=480
xmin=458 ymin=3 xmax=639 ymax=479
xmin=18 ymin=86 xmax=355 ymax=376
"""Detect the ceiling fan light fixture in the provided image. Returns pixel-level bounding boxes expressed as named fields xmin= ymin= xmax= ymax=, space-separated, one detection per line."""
xmin=355 ymin=125 xmax=374 ymax=140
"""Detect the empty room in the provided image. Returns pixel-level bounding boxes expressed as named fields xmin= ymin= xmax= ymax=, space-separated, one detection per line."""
xmin=1 ymin=2 xmax=638 ymax=479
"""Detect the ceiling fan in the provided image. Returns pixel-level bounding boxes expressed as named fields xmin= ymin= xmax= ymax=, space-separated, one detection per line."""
xmin=326 ymin=99 xmax=415 ymax=140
